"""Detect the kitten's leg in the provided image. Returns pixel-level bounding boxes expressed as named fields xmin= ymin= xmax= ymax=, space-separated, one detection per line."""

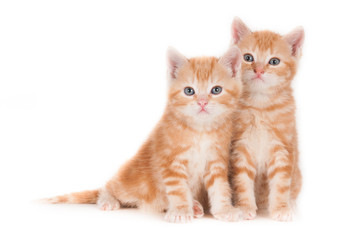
xmin=232 ymin=145 xmax=257 ymax=220
xmin=97 ymin=187 xmax=121 ymax=211
xmin=193 ymin=200 xmax=204 ymax=218
xmin=205 ymin=158 xmax=241 ymax=222
xmin=267 ymin=145 xmax=293 ymax=221
xmin=162 ymin=160 xmax=193 ymax=223
xmin=290 ymin=156 xmax=302 ymax=211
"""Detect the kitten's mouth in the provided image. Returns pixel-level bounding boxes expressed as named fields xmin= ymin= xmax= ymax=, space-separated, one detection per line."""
xmin=198 ymin=108 xmax=209 ymax=114
xmin=252 ymin=76 xmax=264 ymax=81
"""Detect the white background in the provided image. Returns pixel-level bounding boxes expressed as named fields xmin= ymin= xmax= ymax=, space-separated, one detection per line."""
xmin=1 ymin=0 xmax=359 ymax=239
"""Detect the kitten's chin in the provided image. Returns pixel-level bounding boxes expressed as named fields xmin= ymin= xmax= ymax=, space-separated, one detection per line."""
xmin=186 ymin=112 xmax=230 ymax=131
xmin=244 ymin=74 xmax=284 ymax=92
xmin=174 ymin=106 xmax=230 ymax=131
xmin=196 ymin=111 xmax=210 ymax=117
xmin=244 ymin=77 xmax=272 ymax=93
xmin=191 ymin=113 xmax=214 ymax=123
xmin=180 ymin=108 xmax=213 ymax=121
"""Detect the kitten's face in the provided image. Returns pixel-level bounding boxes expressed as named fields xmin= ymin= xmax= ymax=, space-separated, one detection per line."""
xmin=169 ymin=58 xmax=239 ymax=123
xmin=231 ymin=18 xmax=304 ymax=94
xmin=166 ymin=48 xmax=242 ymax=128
xmin=239 ymin=31 xmax=296 ymax=92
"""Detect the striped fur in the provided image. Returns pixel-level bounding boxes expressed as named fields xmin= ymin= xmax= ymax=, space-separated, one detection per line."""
xmin=230 ymin=18 xmax=304 ymax=221
xmin=47 ymin=47 xmax=243 ymax=223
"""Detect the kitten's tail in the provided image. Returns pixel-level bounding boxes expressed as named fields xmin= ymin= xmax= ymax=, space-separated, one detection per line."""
xmin=45 ymin=190 xmax=99 ymax=204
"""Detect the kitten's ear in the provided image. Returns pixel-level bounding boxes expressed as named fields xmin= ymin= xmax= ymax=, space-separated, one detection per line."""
xmin=219 ymin=46 xmax=242 ymax=78
xmin=283 ymin=27 xmax=305 ymax=58
xmin=167 ymin=47 xmax=188 ymax=79
xmin=231 ymin=17 xmax=251 ymax=45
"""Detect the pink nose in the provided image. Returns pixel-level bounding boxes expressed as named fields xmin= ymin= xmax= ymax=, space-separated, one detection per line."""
xmin=198 ymin=99 xmax=208 ymax=108
xmin=254 ymin=68 xmax=264 ymax=75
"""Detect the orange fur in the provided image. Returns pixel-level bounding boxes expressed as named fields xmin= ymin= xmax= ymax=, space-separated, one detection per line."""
xmin=48 ymin=190 xmax=99 ymax=204
xmin=230 ymin=18 xmax=304 ymax=221
xmin=48 ymin=47 xmax=243 ymax=223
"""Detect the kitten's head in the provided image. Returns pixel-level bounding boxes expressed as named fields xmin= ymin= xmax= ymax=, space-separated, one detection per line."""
xmin=231 ymin=17 xmax=304 ymax=93
xmin=166 ymin=46 xmax=242 ymax=130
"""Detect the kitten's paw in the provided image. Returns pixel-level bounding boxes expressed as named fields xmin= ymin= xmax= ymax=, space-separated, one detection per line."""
xmin=98 ymin=201 xmax=120 ymax=211
xmin=212 ymin=206 xmax=242 ymax=222
xmin=239 ymin=206 xmax=257 ymax=220
xmin=97 ymin=191 xmax=120 ymax=211
xmin=164 ymin=209 xmax=193 ymax=223
xmin=193 ymin=200 xmax=204 ymax=218
xmin=270 ymin=206 xmax=293 ymax=222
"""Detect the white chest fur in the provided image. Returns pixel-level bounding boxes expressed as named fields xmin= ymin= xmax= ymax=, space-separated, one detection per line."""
xmin=241 ymin=111 xmax=274 ymax=172
xmin=179 ymin=134 xmax=217 ymax=196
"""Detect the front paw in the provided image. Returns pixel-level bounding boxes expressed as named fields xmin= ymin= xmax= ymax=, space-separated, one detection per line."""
xmin=193 ymin=200 xmax=204 ymax=218
xmin=97 ymin=194 xmax=120 ymax=211
xmin=270 ymin=205 xmax=293 ymax=221
xmin=164 ymin=208 xmax=193 ymax=223
xmin=239 ymin=205 xmax=257 ymax=220
xmin=212 ymin=206 xmax=242 ymax=222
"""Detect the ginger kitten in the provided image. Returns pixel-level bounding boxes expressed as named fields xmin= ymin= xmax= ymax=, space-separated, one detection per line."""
xmin=48 ymin=46 xmax=243 ymax=223
xmin=230 ymin=17 xmax=304 ymax=221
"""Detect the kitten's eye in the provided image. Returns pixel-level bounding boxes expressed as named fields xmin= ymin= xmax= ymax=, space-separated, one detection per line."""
xmin=211 ymin=86 xmax=222 ymax=95
xmin=244 ymin=54 xmax=254 ymax=62
xmin=184 ymin=87 xmax=195 ymax=96
xmin=269 ymin=58 xmax=280 ymax=65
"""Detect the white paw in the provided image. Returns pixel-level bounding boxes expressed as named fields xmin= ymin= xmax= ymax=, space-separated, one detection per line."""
xmin=271 ymin=207 xmax=293 ymax=221
xmin=98 ymin=201 xmax=120 ymax=211
xmin=240 ymin=206 xmax=257 ymax=220
xmin=165 ymin=210 xmax=193 ymax=223
xmin=193 ymin=200 xmax=204 ymax=218
xmin=97 ymin=191 xmax=120 ymax=211
xmin=212 ymin=206 xmax=242 ymax=222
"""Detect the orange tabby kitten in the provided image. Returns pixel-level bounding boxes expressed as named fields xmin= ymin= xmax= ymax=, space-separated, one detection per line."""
xmin=230 ymin=17 xmax=304 ymax=221
xmin=48 ymin=46 xmax=243 ymax=223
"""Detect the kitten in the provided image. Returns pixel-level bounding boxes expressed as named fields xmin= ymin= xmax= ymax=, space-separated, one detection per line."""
xmin=48 ymin=46 xmax=243 ymax=223
xmin=230 ymin=17 xmax=304 ymax=221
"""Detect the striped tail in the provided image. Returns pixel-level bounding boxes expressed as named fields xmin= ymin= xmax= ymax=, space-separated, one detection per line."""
xmin=46 ymin=190 xmax=99 ymax=204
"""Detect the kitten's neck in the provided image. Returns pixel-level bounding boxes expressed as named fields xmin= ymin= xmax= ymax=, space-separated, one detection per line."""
xmin=241 ymin=86 xmax=293 ymax=109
